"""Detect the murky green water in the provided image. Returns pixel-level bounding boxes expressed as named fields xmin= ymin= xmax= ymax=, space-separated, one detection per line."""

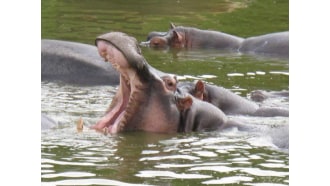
xmin=41 ymin=0 xmax=289 ymax=185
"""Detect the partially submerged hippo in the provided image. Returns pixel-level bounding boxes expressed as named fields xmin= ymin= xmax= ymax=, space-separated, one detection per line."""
xmin=176 ymin=94 xmax=246 ymax=132
xmin=41 ymin=113 xmax=58 ymax=130
xmin=41 ymin=39 xmax=119 ymax=85
xmin=90 ymin=32 xmax=242 ymax=134
xmin=239 ymin=31 xmax=289 ymax=58
xmin=142 ymin=24 xmax=288 ymax=58
xmin=177 ymin=80 xmax=289 ymax=117
xmin=145 ymin=23 xmax=244 ymax=51
xmin=250 ymin=89 xmax=289 ymax=102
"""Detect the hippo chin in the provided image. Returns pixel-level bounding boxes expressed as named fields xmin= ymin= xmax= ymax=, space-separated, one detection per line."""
xmin=91 ymin=32 xmax=181 ymax=134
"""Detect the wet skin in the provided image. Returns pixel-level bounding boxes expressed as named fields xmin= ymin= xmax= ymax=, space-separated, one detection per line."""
xmin=175 ymin=94 xmax=245 ymax=132
xmin=239 ymin=31 xmax=289 ymax=58
xmin=177 ymin=80 xmax=289 ymax=117
xmin=90 ymin=32 xmax=255 ymax=134
xmin=91 ymin=32 xmax=181 ymax=134
xmin=146 ymin=23 xmax=244 ymax=51
xmin=41 ymin=39 xmax=119 ymax=85
xmin=41 ymin=33 xmax=288 ymax=133
xmin=250 ymin=89 xmax=289 ymax=102
xmin=142 ymin=24 xmax=288 ymax=58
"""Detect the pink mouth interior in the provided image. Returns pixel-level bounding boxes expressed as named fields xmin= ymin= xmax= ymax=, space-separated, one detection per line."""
xmin=91 ymin=75 xmax=131 ymax=133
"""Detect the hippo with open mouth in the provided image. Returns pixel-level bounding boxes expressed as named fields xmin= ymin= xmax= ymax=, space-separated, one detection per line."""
xmin=90 ymin=32 xmax=180 ymax=134
xmin=90 ymin=32 xmax=238 ymax=134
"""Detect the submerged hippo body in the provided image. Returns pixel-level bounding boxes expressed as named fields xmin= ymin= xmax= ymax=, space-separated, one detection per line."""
xmin=147 ymin=24 xmax=244 ymax=51
xmin=178 ymin=80 xmax=289 ymax=117
xmin=176 ymin=94 xmax=245 ymax=132
xmin=143 ymin=24 xmax=289 ymax=58
xmin=41 ymin=113 xmax=58 ymax=130
xmin=250 ymin=89 xmax=289 ymax=102
xmin=41 ymin=39 xmax=119 ymax=85
xmin=239 ymin=31 xmax=289 ymax=58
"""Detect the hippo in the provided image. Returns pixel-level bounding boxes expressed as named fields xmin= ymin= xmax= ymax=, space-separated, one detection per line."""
xmin=41 ymin=39 xmax=119 ymax=85
xmin=175 ymin=94 xmax=247 ymax=132
xmin=249 ymin=89 xmax=289 ymax=102
xmin=238 ymin=31 xmax=289 ymax=58
xmin=90 ymin=32 xmax=182 ymax=133
xmin=89 ymin=32 xmax=251 ymax=134
xmin=146 ymin=23 xmax=244 ymax=51
xmin=142 ymin=24 xmax=289 ymax=58
xmin=41 ymin=113 xmax=58 ymax=130
xmin=177 ymin=80 xmax=289 ymax=117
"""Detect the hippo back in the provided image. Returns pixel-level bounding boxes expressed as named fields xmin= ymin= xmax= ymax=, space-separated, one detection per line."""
xmin=41 ymin=39 xmax=119 ymax=85
xmin=239 ymin=31 xmax=289 ymax=58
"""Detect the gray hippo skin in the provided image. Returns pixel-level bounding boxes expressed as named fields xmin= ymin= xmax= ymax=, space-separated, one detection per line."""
xmin=178 ymin=80 xmax=289 ymax=117
xmin=175 ymin=94 xmax=246 ymax=132
xmin=250 ymin=89 xmax=289 ymax=102
xmin=41 ymin=39 xmax=119 ymax=85
xmin=91 ymin=32 xmax=181 ymax=134
xmin=238 ymin=31 xmax=289 ymax=58
xmin=90 ymin=32 xmax=249 ymax=134
xmin=41 ymin=113 xmax=58 ymax=130
xmin=143 ymin=24 xmax=288 ymax=58
xmin=146 ymin=23 xmax=244 ymax=50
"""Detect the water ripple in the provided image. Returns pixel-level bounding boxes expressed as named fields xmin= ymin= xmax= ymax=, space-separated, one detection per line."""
xmin=135 ymin=170 xmax=212 ymax=179
xmin=42 ymin=178 xmax=152 ymax=186
xmin=202 ymin=176 xmax=254 ymax=184
xmin=140 ymin=154 xmax=200 ymax=161
xmin=41 ymin=171 xmax=95 ymax=178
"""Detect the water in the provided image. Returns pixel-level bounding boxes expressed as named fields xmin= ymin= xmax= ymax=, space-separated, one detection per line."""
xmin=41 ymin=0 xmax=289 ymax=185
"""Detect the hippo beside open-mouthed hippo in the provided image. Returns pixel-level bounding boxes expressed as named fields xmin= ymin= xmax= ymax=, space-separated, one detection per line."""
xmin=177 ymin=80 xmax=288 ymax=117
xmin=142 ymin=23 xmax=288 ymax=58
xmin=41 ymin=32 xmax=288 ymax=133
xmin=41 ymin=39 xmax=119 ymax=85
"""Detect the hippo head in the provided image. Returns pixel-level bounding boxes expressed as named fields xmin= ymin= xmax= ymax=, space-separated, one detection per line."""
xmin=147 ymin=23 xmax=187 ymax=49
xmin=92 ymin=32 xmax=180 ymax=134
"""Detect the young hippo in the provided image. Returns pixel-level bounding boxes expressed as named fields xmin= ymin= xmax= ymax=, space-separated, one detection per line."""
xmin=175 ymin=94 xmax=244 ymax=132
xmin=148 ymin=23 xmax=244 ymax=51
xmin=178 ymin=80 xmax=289 ymax=117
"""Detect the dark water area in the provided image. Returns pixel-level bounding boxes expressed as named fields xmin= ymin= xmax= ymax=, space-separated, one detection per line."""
xmin=41 ymin=0 xmax=289 ymax=185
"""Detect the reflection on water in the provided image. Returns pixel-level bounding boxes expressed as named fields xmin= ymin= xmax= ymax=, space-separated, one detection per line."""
xmin=42 ymin=82 xmax=288 ymax=185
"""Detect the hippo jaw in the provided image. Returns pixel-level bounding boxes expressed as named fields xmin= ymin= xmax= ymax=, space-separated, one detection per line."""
xmin=91 ymin=39 xmax=149 ymax=134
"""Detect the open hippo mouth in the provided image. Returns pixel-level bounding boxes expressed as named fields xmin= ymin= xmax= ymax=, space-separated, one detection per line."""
xmin=91 ymin=32 xmax=151 ymax=134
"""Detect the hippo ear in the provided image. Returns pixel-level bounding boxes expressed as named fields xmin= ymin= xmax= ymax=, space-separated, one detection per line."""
xmin=173 ymin=31 xmax=183 ymax=42
xmin=180 ymin=96 xmax=193 ymax=110
xmin=194 ymin=80 xmax=205 ymax=100
xmin=170 ymin=23 xmax=176 ymax=29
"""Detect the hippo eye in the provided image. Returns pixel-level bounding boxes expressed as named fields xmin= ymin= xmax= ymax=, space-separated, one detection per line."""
xmin=168 ymin=82 xmax=173 ymax=87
